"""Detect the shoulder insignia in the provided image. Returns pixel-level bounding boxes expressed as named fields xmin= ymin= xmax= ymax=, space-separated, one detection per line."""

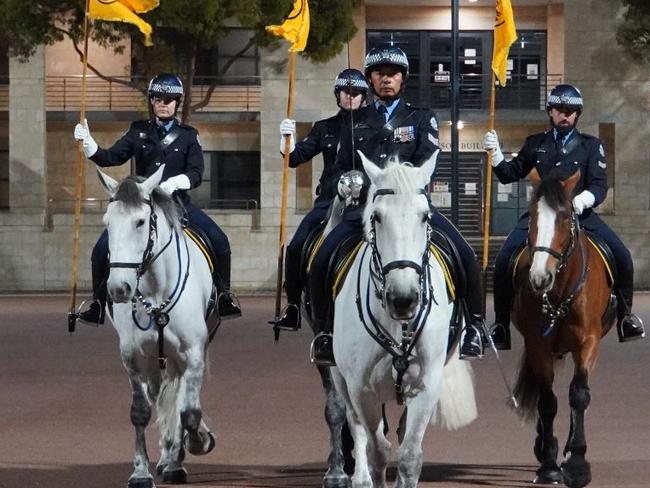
xmin=196 ymin=134 xmax=202 ymax=147
xmin=599 ymin=144 xmax=605 ymax=157
xmin=598 ymin=160 xmax=606 ymax=169
xmin=430 ymin=116 xmax=438 ymax=131
xmin=428 ymin=133 xmax=439 ymax=146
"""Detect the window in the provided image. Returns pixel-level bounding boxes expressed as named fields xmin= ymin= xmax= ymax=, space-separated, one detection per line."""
xmin=367 ymin=30 xmax=547 ymax=110
xmin=194 ymin=29 xmax=259 ymax=85
xmin=0 ymin=149 xmax=8 ymax=208
xmin=189 ymin=151 xmax=260 ymax=210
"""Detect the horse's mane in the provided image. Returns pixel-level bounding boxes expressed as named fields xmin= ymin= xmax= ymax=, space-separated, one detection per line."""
xmin=363 ymin=157 xmax=422 ymax=234
xmin=113 ymin=176 xmax=183 ymax=231
xmin=533 ymin=175 xmax=569 ymax=213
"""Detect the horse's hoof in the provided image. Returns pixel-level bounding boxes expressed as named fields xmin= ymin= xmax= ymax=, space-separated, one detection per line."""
xmin=561 ymin=457 xmax=591 ymax=488
xmin=184 ymin=430 xmax=216 ymax=456
xmin=534 ymin=464 xmax=562 ymax=485
xmin=322 ymin=473 xmax=349 ymax=488
xmin=162 ymin=467 xmax=187 ymax=484
xmin=127 ymin=477 xmax=155 ymax=488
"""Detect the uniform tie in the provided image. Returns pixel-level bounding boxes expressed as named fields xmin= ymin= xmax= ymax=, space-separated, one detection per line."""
xmin=377 ymin=104 xmax=389 ymax=122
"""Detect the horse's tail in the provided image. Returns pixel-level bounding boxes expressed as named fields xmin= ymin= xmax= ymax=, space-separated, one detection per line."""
xmin=435 ymin=350 xmax=478 ymax=430
xmin=511 ymin=351 xmax=539 ymax=423
xmin=157 ymin=373 xmax=181 ymax=442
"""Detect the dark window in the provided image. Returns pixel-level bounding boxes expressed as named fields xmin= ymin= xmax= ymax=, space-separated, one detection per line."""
xmin=367 ymin=29 xmax=547 ymax=110
xmin=0 ymin=149 xmax=8 ymax=208
xmin=0 ymin=44 xmax=7 ymax=82
xmin=189 ymin=151 xmax=260 ymax=210
xmin=194 ymin=29 xmax=259 ymax=84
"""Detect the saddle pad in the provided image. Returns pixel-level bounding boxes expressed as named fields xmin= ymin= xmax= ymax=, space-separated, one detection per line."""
xmin=586 ymin=237 xmax=614 ymax=286
xmin=183 ymin=227 xmax=215 ymax=273
xmin=306 ymin=232 xmax=326 ymax=274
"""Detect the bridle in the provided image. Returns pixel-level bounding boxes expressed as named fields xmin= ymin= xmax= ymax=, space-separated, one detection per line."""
xmin=528 ymin=208 xmax=587 ymax=334
xmin=355 ymin=187 xmax=436 ymax=404
xmin=107 ymin=197 xmax=190 ymax=368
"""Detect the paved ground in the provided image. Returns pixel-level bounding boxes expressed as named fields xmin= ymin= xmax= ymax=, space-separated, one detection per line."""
xmin=0 ymin=294 xmax=648 ymax=488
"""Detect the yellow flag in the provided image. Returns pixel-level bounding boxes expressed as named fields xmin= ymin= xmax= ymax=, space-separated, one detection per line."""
xmin=89 ymin=0 xmax=160 ymax=46
xmin=265 ymin=0 xmax=310 ymax=52
xmin=491 ymin=0 xmax=517 ymax=87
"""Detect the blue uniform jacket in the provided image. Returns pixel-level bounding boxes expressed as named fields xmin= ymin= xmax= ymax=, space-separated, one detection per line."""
xmin=494 ymin=129 xmax=609 ymax=231
xmin=90 ymin=119 xmax=204 ymax=204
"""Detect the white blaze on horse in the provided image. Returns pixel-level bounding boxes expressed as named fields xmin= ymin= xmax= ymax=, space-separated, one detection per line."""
xmin=329 ymin=152 xmax=478 ymax=488
xmin=98 ymin=166 xmax=218 ymax=488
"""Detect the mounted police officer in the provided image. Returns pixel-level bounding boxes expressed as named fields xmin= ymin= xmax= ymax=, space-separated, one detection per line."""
xmin=270 ymin=69 xmax=370 ymax=331
xmin=73 ymin=73 xmax=241 ymax=324
xmin=483 ymin=83 xmax=645 ymax=349
xmin=308 ymin=45 xmax=484 ymax=365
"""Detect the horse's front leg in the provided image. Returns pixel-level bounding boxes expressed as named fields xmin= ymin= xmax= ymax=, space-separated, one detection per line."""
xmin=319 ymin=365 xmax=349 ymax=488
xmin=123 ymin=361 xmax=156 ymax=488
xmin=561 ymin=364 xmax=592 ymax=488
xmin=394 ymin=388 xmax=437 ymax=488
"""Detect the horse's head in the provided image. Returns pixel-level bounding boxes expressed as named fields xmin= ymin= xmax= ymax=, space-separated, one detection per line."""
xmin=360 ymin=150 xmax=438 ymax=320
xmin=528 ymin=168 xmax=581 ymax=294
xmin=98 ymin=165 xmax=180 ymax=303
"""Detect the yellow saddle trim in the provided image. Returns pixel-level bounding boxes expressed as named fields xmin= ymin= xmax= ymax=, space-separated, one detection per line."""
xmin=183 ymin=228 xmax=214 ymax=273
xmin=511 ymin=246 xmax=527 ymax=287
xmin=306 ymin=232 xmax=326 ymax=274
xmin=428 ymin=244 xmax=456 ymax=301
xmin=332 ymin=240 xmax=365 ymax=299
xmin=587 ymin=237 xmax=614 ymax=285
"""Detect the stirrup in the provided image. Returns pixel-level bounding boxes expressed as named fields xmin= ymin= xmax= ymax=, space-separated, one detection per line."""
xmin=75 ymin=298 xmax=105 ymax=327
xmin=459 ymin=324 xmax=484 ymax=360
xmin=618 ymin=313 xmax=645 ymax=342
xmin=217 ymin=291 xmax=242 ymax=320
xmin=268 ymin=303 xmax=301 ymax=331
xmin=310 ymin=332 xmax=336 ymax=367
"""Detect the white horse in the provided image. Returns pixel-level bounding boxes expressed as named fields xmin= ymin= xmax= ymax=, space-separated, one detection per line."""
xmin=329 ymin=152 xmax=478 ymax=488
xmin=98 ymin=166 xmax=218 ymax=488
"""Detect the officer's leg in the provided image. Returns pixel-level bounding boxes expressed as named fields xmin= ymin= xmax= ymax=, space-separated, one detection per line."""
xmin=430 ymin=211 xmax=483 ymax=359
xmin=491 ymin=227 xmax=528 ymax=349
xmin=308 ymin=219 xmax=360 ymax=366
xmin=78 ymin=230 xmax=109 ymax=325
xmin=592 ymin=225 xmax=644 ymax=342
xmin=272 ymin=206 xmax=328 ymax=331
xmin=185 ymin=205 xmax=241 ymax=319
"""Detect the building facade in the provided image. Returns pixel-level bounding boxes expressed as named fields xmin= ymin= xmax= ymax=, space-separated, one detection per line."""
xmin=1 ymin=0 xmax=648 ymax=292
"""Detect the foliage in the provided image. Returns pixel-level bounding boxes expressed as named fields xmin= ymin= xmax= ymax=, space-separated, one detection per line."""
xmin=616 ymin=0 xmax=650 ymax=64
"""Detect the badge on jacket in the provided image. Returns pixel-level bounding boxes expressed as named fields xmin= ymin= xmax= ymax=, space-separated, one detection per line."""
xmin=393 ymin=126 xmax=415 ymax=143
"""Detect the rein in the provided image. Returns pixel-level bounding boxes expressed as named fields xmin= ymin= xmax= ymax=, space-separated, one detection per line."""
xmin=530 ymin=213 xmax=588 ymax=335
xmin=355 ymin=187 xmax=435 ymax=405
xmin=108 ymin=197 xmax=191 ymax=369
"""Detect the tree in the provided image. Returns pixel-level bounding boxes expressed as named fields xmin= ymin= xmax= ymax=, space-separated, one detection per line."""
xmin=616 ymin=0 xmax=650 ymax=64
xmin=0 ymin=0 xmax=362 ymax=121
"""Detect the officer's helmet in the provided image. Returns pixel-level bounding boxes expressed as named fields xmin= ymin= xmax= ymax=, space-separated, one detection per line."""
xmin=546 ymin=84 xmax=583 ymax=112
xmin=333 ymin=68 xmax=370 ymax=95
xmin=364 ymin=45 xmax=409 ymax=79
xmin=148 ymin=73 xmax=184 ymax=101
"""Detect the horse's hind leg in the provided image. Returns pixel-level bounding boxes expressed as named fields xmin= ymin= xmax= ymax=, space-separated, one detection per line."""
xmin=561 ymin=363 xmax=592 ymax=488
xmin=319 ymin=366 xmax=349 ymax=488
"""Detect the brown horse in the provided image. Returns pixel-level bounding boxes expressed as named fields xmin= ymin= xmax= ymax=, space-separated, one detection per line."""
xmin=510 ymin=168 xmax=616 ymax=488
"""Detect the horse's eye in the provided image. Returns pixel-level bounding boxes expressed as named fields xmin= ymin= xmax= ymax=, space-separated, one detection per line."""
xmin=136 ymin=219 xmax=145 ymax=228
xmin=373 ymin=213 xmax=381 ymax=224
xmin=422 ymin=213 xmax=429 ymax=223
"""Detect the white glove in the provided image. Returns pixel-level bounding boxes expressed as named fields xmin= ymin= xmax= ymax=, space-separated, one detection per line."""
xmin=483 ymin=130 xmax=504 ymax=167
xmin=74 ymin=118 xmax=98 ymax=158
xmin=159 ymin=174 xmax=191 ymax=195
xmin=572 ymin=190 xmax=595 ymax=215
xmin=279 ymin=118 xmax=296 ymax=155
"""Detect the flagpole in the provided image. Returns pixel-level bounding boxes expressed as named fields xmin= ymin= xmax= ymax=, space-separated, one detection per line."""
xmin=68 ymin=0 xmax=92 ymax=333
xmin=481 ymin=72 xmax=497 ymax=314
xmin=273 ymin=50 xmax=297 ymax=334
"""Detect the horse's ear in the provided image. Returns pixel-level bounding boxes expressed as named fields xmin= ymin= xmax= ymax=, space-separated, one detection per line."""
xmin=140 ymin=164 xmax=166 ymax=196
xmin=358 ymin=150 xmax=381 ymax=184
xmin=562 ymin=168 xmax=581 ymax=194
xmin=528 ymin=167 xmax=542 ymax=188
xmin=419 ymin=150 xmax=439 ymax=188
xmin=97 ymin=169 xmax=118 ymax=196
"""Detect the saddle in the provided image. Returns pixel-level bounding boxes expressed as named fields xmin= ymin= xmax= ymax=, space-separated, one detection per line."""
xmin=182 ymin=222 xmax=218 ymax=323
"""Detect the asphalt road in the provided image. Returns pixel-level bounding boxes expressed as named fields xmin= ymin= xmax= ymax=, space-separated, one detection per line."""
xmin=0 ymin=294 xmax=648 ymax=488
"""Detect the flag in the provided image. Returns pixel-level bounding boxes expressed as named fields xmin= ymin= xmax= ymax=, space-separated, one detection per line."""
xmin=491 ymin=0 xmax=517 ymax=87
xmin=265 ymin=0 xmax=310 ymax=52
xmin=89 ymin=0 xmax=160 ymax=46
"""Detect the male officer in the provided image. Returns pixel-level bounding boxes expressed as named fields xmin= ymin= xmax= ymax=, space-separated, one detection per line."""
xmin=483 ymin=83 xmax=645 ymax=349
xmin=73 ymin=73 xmax=241 ymax=324
xmin=270 ymin=69 xmax=370 ymax=331
xmin=308 ymin=45 xmax=484 ymax=365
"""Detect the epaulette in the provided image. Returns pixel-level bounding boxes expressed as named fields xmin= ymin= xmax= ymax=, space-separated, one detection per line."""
xmin=131 ymin=120 xmax=151 ymax=130
xmin=175 ymin=121 xmax=195 ymax=131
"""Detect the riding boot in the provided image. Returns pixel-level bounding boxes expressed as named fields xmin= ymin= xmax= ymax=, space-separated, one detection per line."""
xmin=269 ymin=303 xmax=301 ymax=331
xmin=616 ymin=295 xmax=645 ymax=342
xmin=310 ymin=318 xmax=335 ymax=367
xmin=215 ymin=252 xmax=241 ymax=319
xmin=459 ymin=314 xmax=484 ymax=360
xmin=77 ymin=265 xmax=107 ymax=326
